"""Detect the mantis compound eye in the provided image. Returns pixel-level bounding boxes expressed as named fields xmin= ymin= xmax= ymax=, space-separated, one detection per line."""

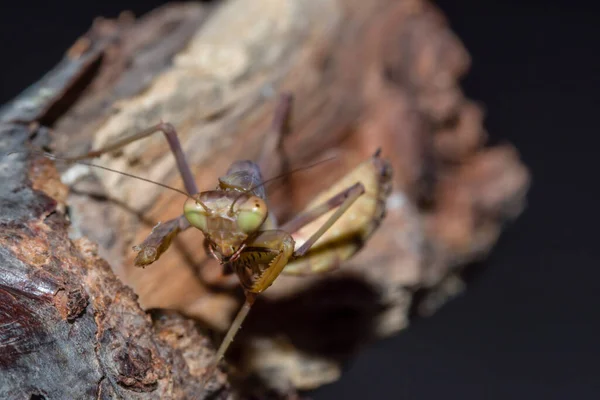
xmin=236 ymin=196 xmax=267 ymax=233
xmin=183 ymin=198 xmax=209 ymax=232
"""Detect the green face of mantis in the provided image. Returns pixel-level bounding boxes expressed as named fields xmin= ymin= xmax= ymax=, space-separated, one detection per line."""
xmin=183 ymin=191 xmax=268 ymax=258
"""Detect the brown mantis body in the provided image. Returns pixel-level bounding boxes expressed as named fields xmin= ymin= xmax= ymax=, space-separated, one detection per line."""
xmin=54 ymin=93 xmax=392 ymax=382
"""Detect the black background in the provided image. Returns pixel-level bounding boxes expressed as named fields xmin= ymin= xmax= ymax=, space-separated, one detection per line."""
xmin=1 ymin=1 xmax=597 ymax=399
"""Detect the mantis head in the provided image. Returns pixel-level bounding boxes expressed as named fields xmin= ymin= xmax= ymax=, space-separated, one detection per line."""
xmin=183 ymin=191 xmax=268 ymax=259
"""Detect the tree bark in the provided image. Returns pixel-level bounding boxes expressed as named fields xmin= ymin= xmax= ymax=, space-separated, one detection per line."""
xmin=0 ymin=126 xmax=231 ymax=399
xmin=0 ymin=0 xmax=530 ymax=397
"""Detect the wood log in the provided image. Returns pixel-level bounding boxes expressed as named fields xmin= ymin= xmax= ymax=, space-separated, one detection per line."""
xmin=0 ymin=0 xmax=530 ymax=397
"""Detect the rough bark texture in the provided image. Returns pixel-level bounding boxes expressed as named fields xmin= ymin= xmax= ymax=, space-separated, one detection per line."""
xmin=0 ymin=125 xmax=231 ymax=399
xmin=0 ymin=0 xmax=530 ymax=397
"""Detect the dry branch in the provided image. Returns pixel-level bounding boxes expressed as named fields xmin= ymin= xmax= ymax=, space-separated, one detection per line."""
xmin=0 ymin=0 xmax=530 ymax=397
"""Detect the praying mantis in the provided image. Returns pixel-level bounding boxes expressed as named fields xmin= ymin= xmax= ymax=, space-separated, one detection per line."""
xmin=49 ymin=92 xmax=393 ymax=382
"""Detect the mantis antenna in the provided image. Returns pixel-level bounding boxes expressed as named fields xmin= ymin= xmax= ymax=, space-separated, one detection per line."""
xmin=6 ymin=150 xmax=211 ymax=212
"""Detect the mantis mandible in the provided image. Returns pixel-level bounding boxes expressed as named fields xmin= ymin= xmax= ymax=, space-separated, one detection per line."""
xmin=50 ymin=92 xmax=392 ymax=381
